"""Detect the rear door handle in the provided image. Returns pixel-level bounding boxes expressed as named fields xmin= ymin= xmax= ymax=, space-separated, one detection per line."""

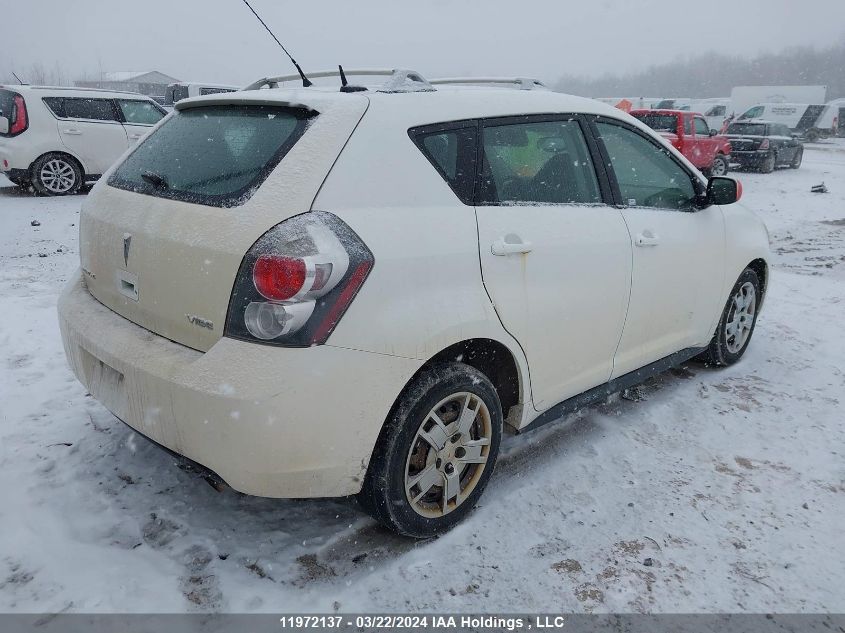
xmin=129 ymin=134 xmax=142 ymax=140
xmin=491 ymin=236 xmax=533 ymax=256
xmin=63 ymin=129 xmax=82 ymax=135
xmin=635 ymin=231 xmax=660 ymax=247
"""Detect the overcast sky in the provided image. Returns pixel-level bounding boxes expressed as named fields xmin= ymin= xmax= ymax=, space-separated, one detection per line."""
xmin=2 ymin=0 xmax=843 ymax=86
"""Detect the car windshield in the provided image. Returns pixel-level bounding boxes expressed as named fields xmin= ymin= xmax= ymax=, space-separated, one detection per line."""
xmin=727 ymin=123 xmax=767 ymax=136
xmin=109 ymin=105 xmax=314 ymax=207
xmin=631 ymin=113 xmax=678 ymax=133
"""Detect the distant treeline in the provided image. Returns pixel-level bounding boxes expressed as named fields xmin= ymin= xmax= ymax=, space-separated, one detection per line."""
xmin=555 ymin=41 xmax=845 ymax=100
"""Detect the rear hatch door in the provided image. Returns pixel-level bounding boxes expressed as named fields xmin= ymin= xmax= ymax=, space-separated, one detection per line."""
xmin=79 ymin=91 xmax=369 ymax=351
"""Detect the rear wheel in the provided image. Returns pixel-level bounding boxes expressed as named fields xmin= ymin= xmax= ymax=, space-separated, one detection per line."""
xmin=790 ymin=148 xmax=803 ymax=169
xmin=700 ymin=268 xmax=761 ymax=367
xmin=359 ymin=362 xmax=502 ymax=538
xmin=759 ymin=152 xmax=776 ymax=174
xmin=709 ymin=154 xmax=729 ymax=177
xmin=31 ymin=153 xmax=82 ymax=196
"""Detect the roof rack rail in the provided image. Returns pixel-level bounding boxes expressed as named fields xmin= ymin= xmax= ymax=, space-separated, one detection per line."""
xmin=244 ymin=68 xmax=434 ymax=93
xmin=429 ymin=77 xmax=548 ymax=91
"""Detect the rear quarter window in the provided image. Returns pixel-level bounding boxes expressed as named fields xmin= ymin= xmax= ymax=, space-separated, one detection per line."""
xmin=0 ymin=89 xmax=14 ymax=119
xmin=108 ymin=105 xmax=314 ymax=207
xmin=63 ymin=98 xmax=119 ymax=121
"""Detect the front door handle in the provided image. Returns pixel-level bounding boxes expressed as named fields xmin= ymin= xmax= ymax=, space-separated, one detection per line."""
xmin=492 ymin=235 xmax=533 ymax=256
xmin=63 ymin=129 xmax=82 ymax=135
xmin=635 ymin=231 xmax=660 ymax=247
xmin=129 ymin=134 xmax=142 ymax=140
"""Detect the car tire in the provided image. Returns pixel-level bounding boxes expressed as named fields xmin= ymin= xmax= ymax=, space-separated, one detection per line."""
xmin=358 ymin=362 xmax=503 ymax=538
xmin=790 ymin=148 xmax=803 ymax=169
xmin=759 ymin=152 xmax=776 ymax=174
xmin=805 ymin=129 xmax=819 ymax=142
xmin=700 ymin=268 xmax=762 ymax=367
xmin=709 ymin=154 xmax=729 ymax=177
xmin=31 ymin=153 xmax=83 ymax=196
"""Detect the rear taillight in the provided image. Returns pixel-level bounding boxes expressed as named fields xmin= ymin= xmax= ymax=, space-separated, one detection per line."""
xmin=224 ymin=211 xmax=374 ymax=347
xmin=9 ymin=95 xmax=27 ymax=135
xmin=759 ymin=138 xmax=770 ymax=150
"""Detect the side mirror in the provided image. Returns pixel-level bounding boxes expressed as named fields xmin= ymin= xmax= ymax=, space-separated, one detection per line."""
xmin=707 ymin=176 xmax=742 ymax=206
xmin=708 ymin=129 xmax=717 ymax=136
xmin=0 ymin=116 xmax=8 ymax=135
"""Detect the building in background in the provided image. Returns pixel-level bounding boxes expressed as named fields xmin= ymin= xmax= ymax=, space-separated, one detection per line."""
xmin=75 ymin=71 xmax=179 ymax=104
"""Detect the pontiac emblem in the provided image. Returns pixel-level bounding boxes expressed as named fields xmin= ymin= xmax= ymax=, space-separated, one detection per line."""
xmin=123 ymin=233 xmax=132 ymax=267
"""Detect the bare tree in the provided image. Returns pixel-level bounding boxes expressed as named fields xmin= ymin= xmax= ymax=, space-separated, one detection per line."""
xmin=555 ymin=42 xmax=845 ymax=100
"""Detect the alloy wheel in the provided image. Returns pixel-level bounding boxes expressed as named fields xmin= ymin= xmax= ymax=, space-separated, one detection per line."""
xmin=711 ymin=157 xmax=727 ymax=176
xmin=404 ymin=392 xmax=493 ymax=518
xmin=725 ymin=281 xmax=756 ymax=353
xmin=39 ymin=159 xmax=77 ymax=194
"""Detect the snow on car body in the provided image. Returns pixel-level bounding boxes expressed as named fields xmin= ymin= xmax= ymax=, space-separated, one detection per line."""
xmin=57 ymin=69 xmax=770 ymax=537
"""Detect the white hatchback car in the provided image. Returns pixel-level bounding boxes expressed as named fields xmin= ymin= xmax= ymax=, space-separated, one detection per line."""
xmin=0 ymin=85 xmax=166 ymax=195
xmin=58 ymin=70 xmax=769 ymax=537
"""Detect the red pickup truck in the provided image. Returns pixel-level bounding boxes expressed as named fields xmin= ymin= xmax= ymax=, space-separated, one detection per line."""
xmin=630 ymin=109 xmax=731 ymax=176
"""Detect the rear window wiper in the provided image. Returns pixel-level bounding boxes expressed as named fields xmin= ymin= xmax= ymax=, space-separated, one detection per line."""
xmin=141 ymin=170 xmax=169 ymax=189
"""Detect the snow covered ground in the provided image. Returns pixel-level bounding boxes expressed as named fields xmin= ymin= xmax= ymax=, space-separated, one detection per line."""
xmin=1 ymin=143 xmax=844 ymax=614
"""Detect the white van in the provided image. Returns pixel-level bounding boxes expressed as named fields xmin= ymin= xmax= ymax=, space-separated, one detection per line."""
xmin=737 ymin=103 xmax=828 ymax=140
xmin=164 ymin=82 xmax=239 ymax=106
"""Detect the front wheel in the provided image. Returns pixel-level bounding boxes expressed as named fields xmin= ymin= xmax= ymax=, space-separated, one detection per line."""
xmin=701 ymin=268 xmax=762 ymax=367
xmin=790 ymin=148 xmax=803 ymax=169
xmin=358 ymin=362 xmax=503 ymax=538
xmin=709 ymin=154 xmax=729 ymax=177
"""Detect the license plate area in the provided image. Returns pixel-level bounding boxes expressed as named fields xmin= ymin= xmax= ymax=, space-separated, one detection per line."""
xmin=80 ymin=348 xmax=128 ymax=418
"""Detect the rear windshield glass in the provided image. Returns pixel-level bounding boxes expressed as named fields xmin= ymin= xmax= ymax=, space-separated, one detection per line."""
xmin=727 ymin=123 xmax=767 ymax=136
xmin=631 ymin=113 xmax=677 ymax=133
xmin=109 ymin=105 xmax=314 ymax=207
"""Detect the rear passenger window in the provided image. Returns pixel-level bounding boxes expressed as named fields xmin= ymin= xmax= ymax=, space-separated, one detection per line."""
xmin=63 ymin=98 xmax=118 ymax=121
xmin=410 ymin=125 xmax=477 ymax=205
xmin=478 ymin=119 xmax=601 ymax=206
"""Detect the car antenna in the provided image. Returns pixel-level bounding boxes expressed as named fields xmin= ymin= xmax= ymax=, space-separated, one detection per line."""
xmin=338 ymin=65 xmax=367 ymax=93
xmin=11 ymin=72 xmax=25 ymax=85
xmin=239 ymin=0 xmax=312 ymax=87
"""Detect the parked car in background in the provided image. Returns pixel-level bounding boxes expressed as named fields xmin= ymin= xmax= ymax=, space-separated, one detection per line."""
xmin=58 ymin=68 xmax=768 ymax=537
xmin=164 ymin=82 xmax=239 ymax=106
xmin=630 ymin=109 xmax=731 ymax=176
xmin=0 ymin=85 xmax=167 ymax=195
xmin=737 ymin=103 xmax=828 ymax=140
xmin=725 ymin=120 xmax=803 ymax=172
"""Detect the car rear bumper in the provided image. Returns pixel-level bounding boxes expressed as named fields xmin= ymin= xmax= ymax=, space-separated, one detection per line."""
xmin=57 ymin=272 xmax=423 ymax=498
xmin=730 ymin=150 xmax=770 ymax=166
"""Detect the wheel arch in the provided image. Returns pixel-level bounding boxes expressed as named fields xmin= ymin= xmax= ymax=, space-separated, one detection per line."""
xmin=746 ymin=257 xmax=768 ymax=309
xmin=387 ymin=338 xmax=528 ymax=433
xmin=29 ymin=150 xmax=86 ymax=179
